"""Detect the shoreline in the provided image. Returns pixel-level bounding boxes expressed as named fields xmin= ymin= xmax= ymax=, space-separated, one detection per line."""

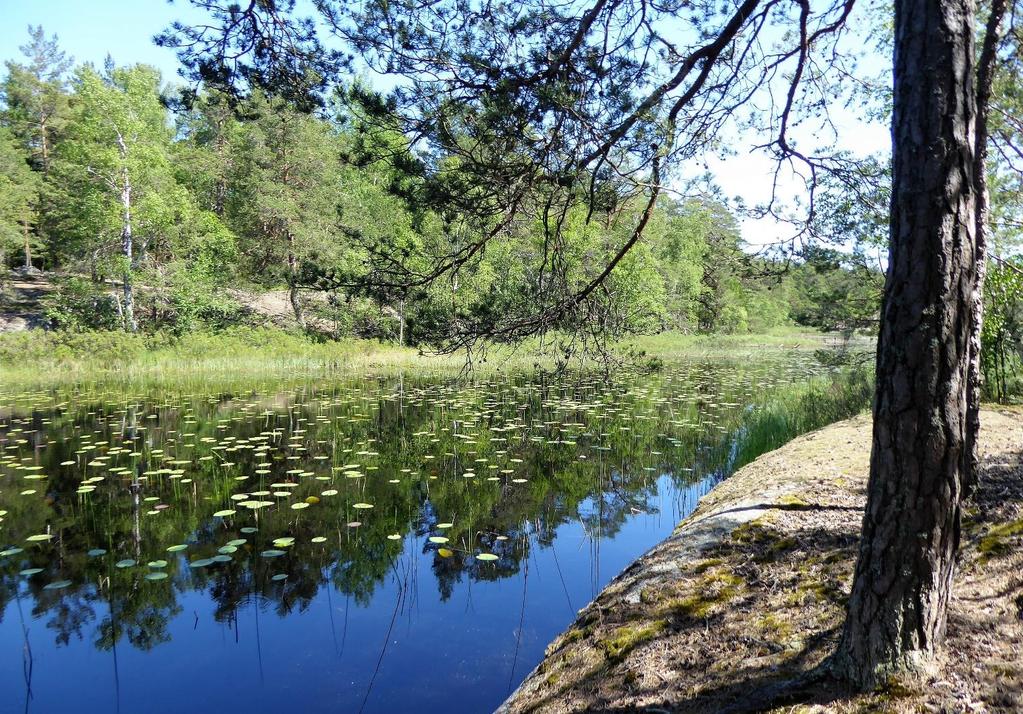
xmin=499 ymin=409 xmax=1023 ymax=713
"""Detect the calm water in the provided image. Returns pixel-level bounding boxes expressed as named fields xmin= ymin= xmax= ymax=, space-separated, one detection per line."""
xmin=0 ymin=358 xmax=818 ymax=713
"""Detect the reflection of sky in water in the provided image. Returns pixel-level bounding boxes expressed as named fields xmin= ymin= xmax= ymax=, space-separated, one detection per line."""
xmin=0 ymin=358 xmax=815 ymax=713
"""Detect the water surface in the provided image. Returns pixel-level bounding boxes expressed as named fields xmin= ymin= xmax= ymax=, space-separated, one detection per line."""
xmin=0 ymin=357 xmax=819 ymax=713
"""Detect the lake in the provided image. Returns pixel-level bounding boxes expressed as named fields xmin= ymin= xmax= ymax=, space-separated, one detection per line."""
xmin=0 ymin=355 xmax=827 ymax=713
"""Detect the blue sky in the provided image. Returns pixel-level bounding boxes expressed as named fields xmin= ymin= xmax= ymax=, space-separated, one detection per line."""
xmin=0 ymin=0 xmax=890 ymax=247
xmin=0 ymin=0 xmax=196 ymax=81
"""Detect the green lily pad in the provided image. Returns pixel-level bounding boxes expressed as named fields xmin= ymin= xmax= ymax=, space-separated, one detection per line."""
xmin=145 ymin=572 xmax=169 ymax=581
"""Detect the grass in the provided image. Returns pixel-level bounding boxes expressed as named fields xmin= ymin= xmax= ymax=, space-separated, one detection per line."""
xmin=728 ymin=366 xmax=875 ymax=471
xmin=0 ymin=325 xmax=839 ymax=388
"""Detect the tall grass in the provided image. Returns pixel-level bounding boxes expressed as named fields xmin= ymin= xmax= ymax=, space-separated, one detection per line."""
xmin=729 ymin=366 xmax=875 ymax=470
xmin=0 ymin=326 xmax=838 ymax=388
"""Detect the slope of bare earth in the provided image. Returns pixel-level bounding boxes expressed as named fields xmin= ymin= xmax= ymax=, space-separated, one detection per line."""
xmin=500 ymin=408 xmax=1023 ymax=714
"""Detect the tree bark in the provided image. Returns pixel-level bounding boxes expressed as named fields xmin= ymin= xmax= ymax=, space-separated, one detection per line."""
xmin=833 ymin=0 xmax=977 ymax=690
xmin=118 ymin=143 xmax=137 ymax=332
xmin=22 ymin=213 xmax=32 ymax=270
xmin=287 ymin=232 xmax=305 ymax=328
xmin=965 ymin=0 xmax=1007 ymax=494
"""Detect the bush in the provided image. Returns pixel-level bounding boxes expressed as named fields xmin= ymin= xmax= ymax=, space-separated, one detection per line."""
xmin=43 ymin=277 xmax=122 ymax=330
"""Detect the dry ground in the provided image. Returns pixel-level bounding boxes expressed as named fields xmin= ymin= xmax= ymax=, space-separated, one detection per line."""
xmin=500 ymin=409 xmax=1023 ymax=714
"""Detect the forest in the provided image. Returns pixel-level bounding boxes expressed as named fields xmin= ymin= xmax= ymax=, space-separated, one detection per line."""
xmin=0 ymin=27 xmax=883 ymax=354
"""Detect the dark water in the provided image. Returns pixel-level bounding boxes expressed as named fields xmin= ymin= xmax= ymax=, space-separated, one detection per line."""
xmin=0 ymin=359 xmax=818 ymax=713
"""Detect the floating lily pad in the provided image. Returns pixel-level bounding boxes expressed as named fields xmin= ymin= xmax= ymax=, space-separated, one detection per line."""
xmin=115 ymin=559 xmax=136 ymax=568
xmin=19 ymin=567 xmax=43 ymax=576
xmin=147 ymin=560 xmax=168 ymax=569
xmin=437 ymin=548 xmax=454 ymax=558
xmin=43 ymin=579 xmax=72 ymax=590
xmin=261 ymin=549 xmax=287 ymax=558
xmin=428 ymin=536 xmax=449 ymax=544
xmin=145 ymin=572 xmax=169 ymax=581
xmin=87 ymin=548 xmax=108 ymax=557
xmin=271 ymin=573 xmax=288 ymax=581
xmin=189 ymin=558 xmax=214 ymax=568
xmin=166 ymin=544 xmax=188 ymax=552
xmin=26 ymin=534 xmax=54 ymax=542
xmin=475 ymin=553 xmax=498 ymax=561
xmin=213 ymin=509 xmax=236 ymax=518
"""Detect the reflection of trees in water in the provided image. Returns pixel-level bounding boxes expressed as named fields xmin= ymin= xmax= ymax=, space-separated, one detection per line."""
xmin=0 ymin=359 xmax=814 ymax=652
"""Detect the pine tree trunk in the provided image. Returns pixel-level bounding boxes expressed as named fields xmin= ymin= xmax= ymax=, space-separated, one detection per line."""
xmin=287 ymin=233 xmax=305 ymax=329
xmin=22 ymin=215 xmax=32 ymax=270
xmin=965 ymin=0 xmax=1006 ymax=493
xmin=833 ymin=0 xmax=977 ymax=690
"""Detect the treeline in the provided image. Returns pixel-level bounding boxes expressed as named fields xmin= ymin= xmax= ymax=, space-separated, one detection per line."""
xmin=0 ymin=27 xmax=876 ymax=345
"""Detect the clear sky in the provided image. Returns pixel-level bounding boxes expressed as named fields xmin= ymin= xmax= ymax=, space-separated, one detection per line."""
xmin=0 ymin=0 xmax=890 ymax=248
xmin=0 ymin=0 xmax=194 ymax=81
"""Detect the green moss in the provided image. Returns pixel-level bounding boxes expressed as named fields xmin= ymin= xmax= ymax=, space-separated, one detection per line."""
xmin=978 ymin=518 xmax=1023 ymax=556
xmin=662 ymin=569 xmax=744 ymax=619
xmin=777 ymin=494 xmax=809 ymax=507
xmin=759 ymin=612 xmax=794 ymax=638
xmin=597 ymin=620 xmax=667 ymax=662
xmin=691 ymin=557 xmax=725 ymax=573
xmin=730 ymin=521 xmax=797 ymax=562
xmin=562 ymin=628 xmax=586 ymax=644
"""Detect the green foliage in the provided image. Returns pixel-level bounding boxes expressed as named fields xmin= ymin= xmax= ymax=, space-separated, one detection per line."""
xmin=0 ymin=126 xmax=38 ymax=264
xmin=42 ymin=276 xmax=121 ymax=330
xmin=981 ymin=259 xmax=1023 ymax=401
xmin=0 ymin=26 xmax=879 ymax=348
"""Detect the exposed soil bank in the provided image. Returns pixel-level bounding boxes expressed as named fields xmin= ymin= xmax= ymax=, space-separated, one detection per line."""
xmin=500 ymin=409 xmax=1023 ymax=713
